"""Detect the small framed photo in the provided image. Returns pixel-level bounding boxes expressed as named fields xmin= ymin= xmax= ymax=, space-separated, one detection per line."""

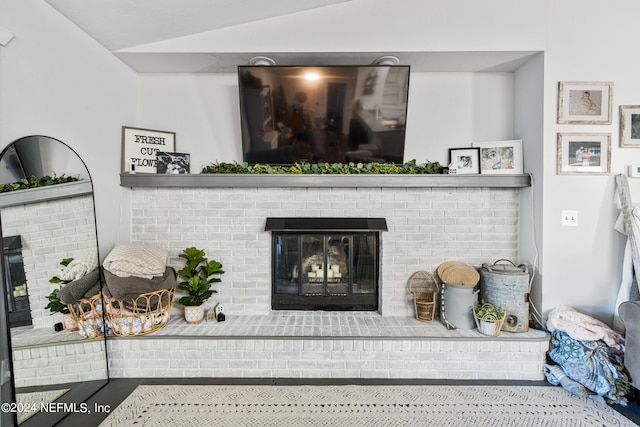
xmin=448 ymin=147 xmax=480 ymax=174
xmin=157 ymin=152 xmax=191 ymax=174
xmin=473 ymin=140 xmax=524 ymax=175
xmin=122 ymin=126 xmax=176 ymax=173
xmin=557 ymin=81 xmax=613 ymax=124
xmin=619 ymin=105 xmax=640 ymax=147
xmin=557 ymin=133 xmax=611 ymax=175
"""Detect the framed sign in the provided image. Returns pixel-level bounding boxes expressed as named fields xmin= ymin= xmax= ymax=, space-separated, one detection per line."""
xmin=122 ymin=126 xmax=176 ymax=173
xmin=557 ymin=133 xmax=611 ymax=175
xmin=473 ymin=140 xmax=524 ymax=175
xmin=557 ymin=81 xmax=613 ymax=125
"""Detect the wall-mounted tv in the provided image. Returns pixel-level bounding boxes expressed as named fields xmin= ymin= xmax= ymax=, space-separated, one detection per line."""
xmin=238 ymin=65 xmax=410 ymax=165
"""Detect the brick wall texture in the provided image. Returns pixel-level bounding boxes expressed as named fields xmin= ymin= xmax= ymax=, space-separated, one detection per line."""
xmin=130 ymin=186 xmax=519 ymax=317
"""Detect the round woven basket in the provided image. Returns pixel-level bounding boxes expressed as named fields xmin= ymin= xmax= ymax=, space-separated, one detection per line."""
xmin=437 ymin=261 xmax=479 ymax=286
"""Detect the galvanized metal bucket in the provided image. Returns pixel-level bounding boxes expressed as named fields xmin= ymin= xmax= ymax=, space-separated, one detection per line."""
xmin=440 ymin=282 xmax=479 ymax=329
xmin=479 ymin=259 xmax=530 ymax=333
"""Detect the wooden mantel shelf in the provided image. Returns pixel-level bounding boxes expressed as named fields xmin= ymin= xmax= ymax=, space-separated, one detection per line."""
xmin=120 ymin=173 xmax=531 ymax=188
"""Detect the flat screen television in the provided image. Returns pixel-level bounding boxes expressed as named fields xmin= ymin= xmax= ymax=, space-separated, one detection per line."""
xmin=238 ymin=65 xmax=410 ymax=165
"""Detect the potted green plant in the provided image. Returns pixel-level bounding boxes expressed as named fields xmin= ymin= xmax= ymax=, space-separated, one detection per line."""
xmin=177 ymin=247 xmax=224 ymax=324
xmin=473 ymin=300 xmax=505 ymax=336
xmin=46 ymin=257 xmax=78 ymax=331
xmin=45 ymin=286 xmax=78 ymax=331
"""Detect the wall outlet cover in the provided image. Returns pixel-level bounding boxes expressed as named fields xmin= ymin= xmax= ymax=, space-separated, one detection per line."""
xmin=561 ymin=210 xmax=578 ymax=227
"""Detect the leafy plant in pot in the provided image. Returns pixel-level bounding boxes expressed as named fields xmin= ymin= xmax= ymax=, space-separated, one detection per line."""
xmin=45 ymin=286 xmax=78 ymax=331
xmin=177 ymin=247 xmax=224 ymax=324
xmin=473 ymin=300 xmax=505 ymax=336
xmin=46 ymin=257 xmax=78 ymax=331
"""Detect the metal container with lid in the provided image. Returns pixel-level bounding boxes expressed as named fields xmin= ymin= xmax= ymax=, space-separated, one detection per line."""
xmin=479 ymin=259 xmax=530 ymax=333
xmin=437 ymin=261 xmax=480 ymax=329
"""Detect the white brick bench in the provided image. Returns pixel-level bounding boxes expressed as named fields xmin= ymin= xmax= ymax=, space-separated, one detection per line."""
xmin=12 ymin=340 xmax=107 ymax=388
xmin=106 ymin=312 xmax=549 ymax=381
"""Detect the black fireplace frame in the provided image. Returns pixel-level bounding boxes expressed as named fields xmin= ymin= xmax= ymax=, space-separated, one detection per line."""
xmin=266 ymin=218 xmax=387 ymax=311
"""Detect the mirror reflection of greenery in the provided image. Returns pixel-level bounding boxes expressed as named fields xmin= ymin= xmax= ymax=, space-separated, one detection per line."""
xmin=44 ymin=257 xmax=75 ymax=315
xmin=0 ymin=174 xmax=79 ymax=193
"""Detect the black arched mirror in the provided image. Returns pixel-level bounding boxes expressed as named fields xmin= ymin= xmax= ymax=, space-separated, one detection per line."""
xmin=0 ymin=136 xmax=108 ymax=426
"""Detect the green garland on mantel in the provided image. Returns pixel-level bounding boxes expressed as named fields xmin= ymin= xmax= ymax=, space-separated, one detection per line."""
xmin=0 ymin=175 xmax=79 ymax=193
xmin=201 ymin=159 xmax=443 ymax=175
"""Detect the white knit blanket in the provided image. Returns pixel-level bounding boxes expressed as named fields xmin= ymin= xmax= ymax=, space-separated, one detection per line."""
xmin=58 ymin=248 xmax=99 ymax=281
xmin=547 ymin=305 xmax=625 ymax=350
xmin=103 ymin=243 xmax=167 ymax=279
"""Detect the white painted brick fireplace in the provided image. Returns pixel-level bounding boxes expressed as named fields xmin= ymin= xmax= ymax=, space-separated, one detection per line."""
xmin=129 ymin=185 xmax=520 ymax=317
xmin=106 ymin=183 xmax=548 ymax=381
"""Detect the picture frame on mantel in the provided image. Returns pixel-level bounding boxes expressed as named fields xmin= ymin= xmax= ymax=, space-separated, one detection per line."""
xmin=557 ymin=81 xmax=613 ymax=125
xmin=157 ymin=152 xmax=190 ymax=174
xmin=121 ymin=126 xmax=176 ymax=173
xmin=557 ymin=132 xmax=611 ymax=175
xmin=473 ymin=140 xmax=523 ymax=175
xmin=448 ymin=147 xmax=480 ymax=175
xmin=619 ymin=105 xmax=640 ymax=148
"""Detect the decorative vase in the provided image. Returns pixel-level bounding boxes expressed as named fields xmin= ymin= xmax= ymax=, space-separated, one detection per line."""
xmin=184 ymin=305 xmax=204 ymax=324
xmin=63 ymin=313 xmax=78 ymax=331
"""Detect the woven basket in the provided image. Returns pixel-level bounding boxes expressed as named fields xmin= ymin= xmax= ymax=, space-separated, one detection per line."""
xmin=408 ymin=271 xmax=440 ymax=322
xmin=473 ymin=310 xmax=505 ymax=336
xmin=68 ymin=293 xmax=106 ymax=339
xmin=105 ymin=287 xmax=176 ymax=337
xmin=437 ymin=261 xmax=480 ymax=286
xmin=68 ymin=287 xmax=176 ymax=338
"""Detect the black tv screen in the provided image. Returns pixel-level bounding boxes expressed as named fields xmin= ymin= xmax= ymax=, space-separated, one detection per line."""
xmin=238 ymin=65 xmax=410 ymax=165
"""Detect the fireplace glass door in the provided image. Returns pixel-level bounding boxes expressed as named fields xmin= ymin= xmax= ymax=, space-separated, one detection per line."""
xmin=272 ymin=232 xmax=378 ymax=310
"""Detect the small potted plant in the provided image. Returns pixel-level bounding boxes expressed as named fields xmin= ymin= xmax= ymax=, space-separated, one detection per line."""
xmin=44 ymin=286 xmax=78 ymax=331
xmin=47 ymin=257 xmax=78 ymax=331
xmin=177 ymin=247 xmax=224 ymax=324
xmin=473 ymin=300 xmax=505 ymax=336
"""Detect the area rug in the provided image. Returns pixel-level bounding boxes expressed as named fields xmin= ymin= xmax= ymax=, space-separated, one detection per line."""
xmin=16 ymin=388 xmax=69 ymax=424
xmin=99 ymin=384 xmax=635 ymax=426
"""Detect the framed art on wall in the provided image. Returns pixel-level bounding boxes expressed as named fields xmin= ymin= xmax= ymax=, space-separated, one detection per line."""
xmin=472 ymin=140 xmax=523 ymax=175
xmin=448 ymin=147 xmax=480 ymax=174
xmin=619 ymin=105 xmax=640 ymax=148
xmin=121 ymin=126 xmax=176 ymax=173
xmin=557 ymin=81 xmax=613 ymax=125
xmin=557 ymin=133 xmax=611 ymax=175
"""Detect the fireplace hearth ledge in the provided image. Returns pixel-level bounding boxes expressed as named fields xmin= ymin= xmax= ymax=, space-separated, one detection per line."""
xmin=105 ymin=313 xmax=550 ymax=381
xmin=107 ymin=312 xmax=549 ymax=342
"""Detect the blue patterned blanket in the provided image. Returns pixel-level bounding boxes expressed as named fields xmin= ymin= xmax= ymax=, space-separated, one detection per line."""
xmin=545 ymin=330 xmax=631 ymax=405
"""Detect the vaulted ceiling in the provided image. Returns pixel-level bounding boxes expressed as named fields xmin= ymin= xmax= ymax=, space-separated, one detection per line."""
xmin=44 ymin=0 xmax=350 ymax=51
xmin=42 ymin=1 xmax=539 ymax=73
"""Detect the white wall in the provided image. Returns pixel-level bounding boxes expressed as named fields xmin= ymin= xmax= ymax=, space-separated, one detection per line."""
xmin=3 ymin=0 xmax=640 ymax=325
xmin=514 ymin=53 xmax=544 ymax=319
xmin=0 ymin=0 xmax=138 ymax=259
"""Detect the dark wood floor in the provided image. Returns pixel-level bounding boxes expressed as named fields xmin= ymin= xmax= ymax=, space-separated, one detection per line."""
xmin=26 ymin=378 xmax=634 ymax=426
